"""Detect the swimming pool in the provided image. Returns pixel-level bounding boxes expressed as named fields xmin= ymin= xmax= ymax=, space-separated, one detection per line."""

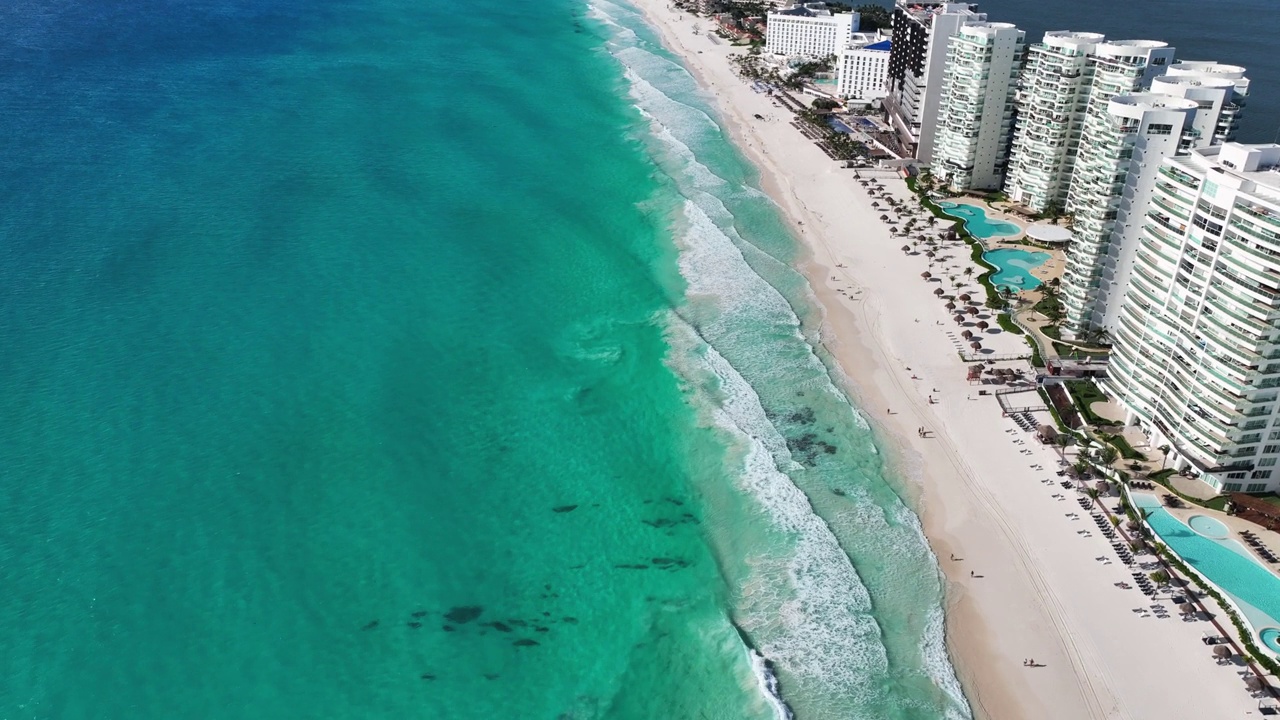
xmin=1262 ymin=628 xmax=1280 ymax=653
xmin=1132 ymin=493 xmax=1280 ymax=654
xmin=1189 ymin=514 xmax=1230 ymax=539
xmin=937 ymin=201 xmax=1021 ymax=238
xmin=982 ymin=248 xmax=1050 ymax=292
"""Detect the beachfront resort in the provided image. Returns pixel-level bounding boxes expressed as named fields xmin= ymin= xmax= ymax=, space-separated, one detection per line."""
xmin=669 ymin=0 xmax=1280 ymax=713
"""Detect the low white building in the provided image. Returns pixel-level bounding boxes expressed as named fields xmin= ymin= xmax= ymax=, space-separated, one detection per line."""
xmin=835 ymin=34 xmax=891 ymax=100
xmin=765 ymin=3 xmax=858 ymax=59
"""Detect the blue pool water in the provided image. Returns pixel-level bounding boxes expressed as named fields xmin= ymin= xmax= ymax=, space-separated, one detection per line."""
xmin=937 ymin=202 xmax=1021 ymax=238
xmin=1262 ymin=628 xmax=1280 ymax=654
xmin=1132 ymin=493 xmax=1280 ymax=652
xmin=982 ymin=248 xmax=1050 ymax=292
xmin=1189 ymin=515 xmax=1230 ymax=539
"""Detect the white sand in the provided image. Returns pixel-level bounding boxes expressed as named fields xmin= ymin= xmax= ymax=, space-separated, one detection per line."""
xmin=625 ymin=4 xmax=1265 ymax=718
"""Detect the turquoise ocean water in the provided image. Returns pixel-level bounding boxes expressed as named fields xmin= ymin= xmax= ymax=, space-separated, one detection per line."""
xmin=0 ymin=1 xmax=968 ymax=718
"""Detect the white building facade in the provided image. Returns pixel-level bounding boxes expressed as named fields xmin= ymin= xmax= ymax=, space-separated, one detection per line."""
xmin=1060 ymin=94 xmax=1200 ymax=336
xmin=1060 ymin=50 xmax=1251 ymax=338
xmin=1004 ymin=31 xmax=1106 ymax=213
xmin=765 ymin=4 xmax=858 ymax=59
xmin=931 ymin=22 xmax=1025 ymax=191
xmin=883 ymin=1 xmax=986 ymax=162
xmin=835 ymin=35 xmax=891 ymax=100
xmin=1105 ymin=143 xmax=1280 ymax=494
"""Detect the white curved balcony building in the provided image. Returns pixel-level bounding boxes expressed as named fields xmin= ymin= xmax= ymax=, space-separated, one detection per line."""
xmin=1060 ymin=94 xmax=1200 ymax=336
xmin=1004 ymin=31 xmax=1105 ymax=213
xmin=932 ymin=22 xmax=1026 ymax=191
xmin=1105 ymin=143 xmax=1280 ymax=494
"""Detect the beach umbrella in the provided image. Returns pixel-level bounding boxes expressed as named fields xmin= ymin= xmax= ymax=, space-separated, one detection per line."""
xmin=918 ymin=235 xmax=928 ymax=242
xmin=1214 ymin=645 xmax=1233 ymax=659
xmin=871 ymin=201 xmax=880 ymax=207
xmin=1179 ymin=603 xmax=1196 ymax=615
xmin=970 ymin=341 xmax=982 ymax=350
xmin=954 ymin=314 xmax=966 ymax=323
xmin=901 ymin=245 xmax=910 ymax=253
xmin=967 ymin=306 xmax=979 ymax=316
xmin=1246 ymin=677 xmax=1266 ymax=693
xmin=933 ymin=288 xmax=944 ymax=296
xmin=921 ymin=271 xmax=931 ymax=279
xmin=977 ymin=320 xmax=989 ymax=330
xmin=945 ymin=302 xmax=956 ymax=310
xmin=880 ymin=214 xmax=889 ymax=221
xmin=959 ymin=293 xmax=971 ymax=302
xmin=961 ymin=330 xmax=973 ymax=339
xmin=925 ymin=250 xmax=936 ymax=258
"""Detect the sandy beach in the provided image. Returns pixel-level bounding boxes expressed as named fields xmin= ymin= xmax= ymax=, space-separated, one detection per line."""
xmin=626 ymin=3 xmax=1267 ymax=718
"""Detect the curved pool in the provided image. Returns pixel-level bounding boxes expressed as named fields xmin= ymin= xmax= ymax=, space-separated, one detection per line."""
xmin=1188 ymin=514 xmax=1230 ymax=540
xmin=1132 ymin=493 xmax=1280 ymax=654
xmin=1262 ymin=628 xmax=1280 ymax=654
xmin=937 ymin=201 xmax=1021 ymax=238
xmin=982 ymin=248 xmax=1050 ymax=292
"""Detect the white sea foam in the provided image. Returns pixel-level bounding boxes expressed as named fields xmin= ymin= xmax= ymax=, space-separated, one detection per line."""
xmin=747 ymin=647 xmax=796 ymax=720
xmin=597 ymin=5 xmax=971 ymax=717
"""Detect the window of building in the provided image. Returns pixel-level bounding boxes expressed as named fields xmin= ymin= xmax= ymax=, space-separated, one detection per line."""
xmin=1240 ymin=433 xmax=1262 ymax=444
xmin=1148 ymin=123 xmax=1173 ymax=135
xmin=1251 ymin=471 xmax=1272 ymax=480
xmin=1247 ymin=482 xmax=1270 ymax=492
xmin=1260 ymin=457 xmax=1279 ymax=467
xmin=1224 ymin=482 xmax=1243 ymax=491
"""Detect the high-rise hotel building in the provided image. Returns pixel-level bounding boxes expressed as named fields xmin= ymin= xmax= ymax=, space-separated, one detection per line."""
xmin=883 ymin=1 xmax=985 ymax=162
xmin=1059 ymin=50 xmax=1249 ymax=337
xmin=1004 ymin=32 xmax=1106 ymax=213
xmin=931 ymin=22 xmax=1025 ymax=191
xmin=1105 ymin=143 xmax=1280 ymax=494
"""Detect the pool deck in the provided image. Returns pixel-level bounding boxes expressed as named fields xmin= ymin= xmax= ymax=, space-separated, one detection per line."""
xmin=949 ymin=198 xmax=1067 ymax=288
xmin=1161 ymin=503 xmax=1280 ymax=581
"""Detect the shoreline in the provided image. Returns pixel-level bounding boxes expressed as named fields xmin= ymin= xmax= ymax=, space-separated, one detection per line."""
xmin=623 ymin=2 xmax=1266 ymax=718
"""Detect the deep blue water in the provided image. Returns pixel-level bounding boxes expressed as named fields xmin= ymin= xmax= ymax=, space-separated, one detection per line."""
xmin=971 ymin=0 xmax=1279 ymax=141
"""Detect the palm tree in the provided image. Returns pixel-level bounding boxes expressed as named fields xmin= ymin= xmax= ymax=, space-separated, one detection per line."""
xmin=1096 ymin=445 xmax=1119 ymax=467
xmin=1054 ymin=433 xmax=1073 ymax=459
xmin=963 ymin=267 xmax=974 ymax=279
xmin=1158 ymin=445 xmax=1171 ymax=471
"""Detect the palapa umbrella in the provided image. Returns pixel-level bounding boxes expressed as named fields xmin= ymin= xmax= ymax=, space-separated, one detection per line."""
xmin=921 ymin=271 xmax=932 ymax=279
xmin=945 ymin=302 xmax=957 ymax=310
xmin=961 ymin=330 xmax=974 ymax=339
xmin=1214 ymin=645 xmax=1232 ymax=659
xmin=954 ymin=314 xmax=966 ymax=323
xmin=871 ymin=201 xmax=880 ymax=208
xmin=880 ymin=214 xmax=889 ymax=221
xmin=1179 ymin=603 xmax=1196 ymax=615
xmin=1245 ymin=676 xmax=1265 ymax=692
xmin=976 ymin=320 xmax=990 ymax=330
xmin=967 ymin=306 xmax=979 ymax=315
xmin=933 ymin=288 xmax=945 ymax=296
xmin=970 ymin=341 xmax=982 ymax=350
xmin=959 ymin=293 xmax=971 ymax=302
xmin=901 ymin=245 xmax=911 ymax=253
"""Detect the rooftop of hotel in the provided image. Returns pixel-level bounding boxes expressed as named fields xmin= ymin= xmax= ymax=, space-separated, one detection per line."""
xmin=771 ymin=2 xmax=833 ymax=17
xmin=1180 ymin=143 xmax=1280 ymax=199
xmin=896 ymin=1 xmax=981 ymax=23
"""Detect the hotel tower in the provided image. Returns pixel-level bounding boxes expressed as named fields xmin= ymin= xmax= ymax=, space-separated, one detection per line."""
xmin=1105 ymin=143 xmax=1280 ymax=495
